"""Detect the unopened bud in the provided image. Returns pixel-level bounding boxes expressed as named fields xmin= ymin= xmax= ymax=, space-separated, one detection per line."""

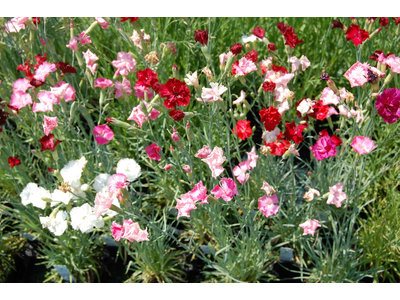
xmin=327 ymin=78 xmax=339 ymax=94
xmin=182 ymin=165 xmax=191 ymax=174
xmin=369 ymin=27 xmax=382 ymax=40
xmin=384 ymin=71 xmax=395 ymax=85
xmin=322 ymin=192 xmax=330 ymax=199
xmin=299 ymin=120 xmax=307 ymax=125
xmin=107 ymin=118 xmax=131 ymax=129
xmin=207 ymin=195 xmax=218 ymax=203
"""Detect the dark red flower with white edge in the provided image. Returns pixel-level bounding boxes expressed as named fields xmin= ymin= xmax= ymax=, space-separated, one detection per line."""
xmin=169 ymin=109 xmax=185 ymax=121
xmin=230 ymin=43 xmax=243 ymax=56
xmin=262 ymin=81 xmax=276 ymax=92
xmin=264 ymin=139 xmax=290 ymax=156
xmin=55 ymin=62 xmax=77 ymax=74
xmin=332 ymin=20 xmax=344 ymax=30
xmin=369 ymin=50 xmax=383 ymax=61
xmin=194 ymin=29 xmax=208 ymax=46
xmin=159 ymin=78 xmax=191 ymax=109
xmin=308 ymin=101 xmax=329 ymax=120
xmin=121 ymin=17 xmax=139 ymax=23
xmin=267 ymin=43 xmax=276 ymax=52
xmin=345 ymin=25 xmax=369 ymax=47
xmin=32 ymin=17 xmax=40 ymax=25
xmin=8 ymin=156 xmax=21 ymax=168
xmin=232 ymin=120 xmax=253 ymax=140
xmin=38 ymin=134 xmax=62 ymax=152
xmin=272 ymin=64 xmax=288 ymax=74
xmin=284 ymin=122 xmax=308 ymax=145
xmin=283 ymin=26 xmax=304 ymax=48
xmin=259 ymin=106 xmax=281 ymax=131
xmin=252 ymin=26 xmax=265 ymax=39
xmin=244 ymin=49 xmax=258 ymax=63
xmin=393 ymin=18 xmax=400 ymax=26
xmin=30 ymin=79 xmax=45 ymax=88
xmin=136 ymin=68 xmax=159 ymax=90
xmin=379 ymin=17 xmax=389 ymax=27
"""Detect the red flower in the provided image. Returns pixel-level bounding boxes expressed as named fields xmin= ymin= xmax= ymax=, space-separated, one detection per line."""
xmin=55 ymin=62 xmax=77 ymax=74
xmin=159 ymin=78 xmax=191 ymax=109
xmin=277 ymin=22 xmax=288 ymax=34
xmin=262 ymin=81 xmax=276 ymax=92
xmin=136 ymin=68 xmax=159 ymax=90
xmin=30 ymin=79 xmax=45 ymax=88
xmin=331 ymin=135 xmax=343 ymax=146
xmin=259 ymin=107 xmax=281 ymax=131
xmin=32 ymin=17 xmax=40 ymax=25
xmin=194 ymin=29 xmax=208 ymax=46
xmin=345 ymin=25 xmax=369 ymax=46
xmin=272 ymin=64 xmax=288 ymax=74
xmin=284 ymin=122 xmax=308 ymax=145
xmin=38 ymin=134 xmax=62 ymax=152
xmin=277 ymin=22 xmax=304 ymax=48
xmin=47 ymin=167 xmax=54 ymax=172
xmin=34 ymin=53 xmax=47 ymax=70
xmin=369 ymin=49 xmax=383 ymax=61
xmin=8 ymin=156 xmax=21 ymax=168
xmin=17 ymin=60 xmax=34 ymax=79
xmin=332 ymin=20 xmax=344 ymax=30
xmin=308 ymin=100 xmax=329 ymax=120
xmin=232 ymin=120 xmax=252 ymax=140
xmin=392 ymin=18 xmax=400 ymax=26
xmin=121 ymin=17 xmax=139 ymax=23
xmin=379 ymin=17 xmax=389 ymax=27
xmin=318 ymin=129 xmax=329 ymax=137
xmin=169 ymin=109 xmax=185 ymax=121
xmin=252 ymin=26 xmax=265 ymax=39
xmin=267 ymin=43 xmax=276 ymax=52
xmin=264 ymin=139 xmax=290 ymax=156
xmin=230 ymin=43 xmax=243 ymax=56
xmin=244 ymin=49 xmax=258 ymax=63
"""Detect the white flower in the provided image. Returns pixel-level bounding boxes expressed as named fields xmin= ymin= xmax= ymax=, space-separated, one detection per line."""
xmin=184 ymin=71 xmax=199 ymax=88
xmin=232 ymin=90 xmax=246 ymax=105
xmin=93 ymin=173 xmax=111 ymax=193
xmin=116 ymin=158 xmax=141 ymax=182
xmin=277 ymin=100 xmax=290 ymax=114
xmin=262 ymin=127 xmax=281 ymax=144
xmin=20 ymin=183 xmax=50 ymax=210
xmin=198 ymin=82 xmax=227 ymax=103
xmin=297 ymin=98 xmax=314 ymax=117
xmin=241 ymin=34 xmax=261 ymax=44
xmin=40 ymin=211 xmax=68 ymax=236
xmin=50 ymin=189 xmax=73 ymax=207
xmin=70 ymin=203 xmax=104 ymax=233
xmin=60 ymin=156 xmax=87 ymax=184
xmin=288 ymin=56 xmax=300 ymax=73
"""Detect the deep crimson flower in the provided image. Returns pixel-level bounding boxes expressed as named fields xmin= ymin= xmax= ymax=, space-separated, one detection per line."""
xmin=230 ymin=43 xmax=243 ymax=56
xmin=267 ymin=43 xmax=276 ymax=52
xmin=284 ymin=122 xmax=308 ymax=145
xmin=8 ymin=156 xmax=21 ymax=168
xmin=331 ymin=135 xmax=343 ymax=146
xmin=169 ymin=109 xmax=185 ymax=121
xmin=252 ymin=26 xmax=265 ymax=39
xmin=283 ymin=26 xmax=304 ymax=48
xmin=319 ymin=72 xmax=330 ymax=80
xmin=17 ymin=60 xmax=34 ymax=79
xmin=379 ymin=17 xmax=389 ymax=27
xmin=259 ymin=107 xmax=281 ymax=131
xmin=308 ymin=101 xmax=329 ymax=120
xmin=369 ymin=50 xmax=383 ymax=61
xmin=30 ymin=79 xmax=45 ymax=88
xmin=159 ymin=78 xmax=190 ymax=109
xmin=232 ymin=120 xmax=252 ymax=140
xmin=32 ymin=17 xmax=40 ymax=25
xmin=55 ymin=62 xmax=77 ymax=74
xmin=318 ymin=128 xmax=329 ymax=137
xmin=264 ymin=139 xmax=290 ymax=156
xmin=47 ymin=167 xmax=54 ymax=172
xmin=38 ymin=134 xmax=62 ymax=152
xmin=194 ymin=29 xmax=208 ymax=46
xmin=244 ymin=49 xmax=258 ymax=63
xmin=262 ymin=81 xmax=276 ymax=92
xmin=332 ymin=20 xmax=344 ymax=30
xmin=345 ymin=25 xmax=369 ymax=46
xmin=272 ymin=64 xmax=288 ymax=74
xmin=392 ymin=18 xmax=400 ymax=26
xmin=277 ymin=22 xmax=288 ymax=34
xmin=136 ymin=68 xmax=159 ymax=90
xmin=375 ymin=88 xmax=400 ymax=123
xmin=121 ymin=17 xmax=139 ymax=23
xmin=34 ymin=53 xmax=47 ymax=70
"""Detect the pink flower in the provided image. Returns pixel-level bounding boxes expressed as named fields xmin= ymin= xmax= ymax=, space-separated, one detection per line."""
xmin=79 ymin=31 xmax=92 ymax=45
xmin=163 ymin=164 xmax=171 ymax=170
xmin=187 ymin=181 xmax=208 ymax=205
xmin=95 ymin=78 xmax=114 ymax=88
xmin=115 ymin=77 xmax=132 ymax=99
xmin=265 ymin=70 xmax=294 ymax=88
xmin=261 ymin=181 xmax=275 ymax=196
xmin=183 ymin=165 xmax=191 ymax=174
xmin=93 ymin=124 xmax=114 ymax=145
xmin=299 ymin=219 xmax=321 ymax=236
xmin=32 ymin=91 xmax=57 ymax=112
xmin=211 ymin=178 xmax=238 ymax=202
xmin=10 ymin=91 xmax=32 ymax=110
xmin=201 ymin=146 xmax=226 ymax=178
xmin=127 ymin=104 xmax=148 ymax=128
xmin=351 ymin=136 xmax=376 ymax=155
xmin=108 ymin=173 xmax=129 ymax=193
xmin=133 ymin=82 xmax=154 ymax=99
xmin=112 ymin=52 xmax=136 ymax=76
xmin=94 ymin=192 xmax=113 ymax=218
xmin=121 ymin=219 xmax=149 ymax=242
xmin=50 ymin=82 xmax=69 ymax=102
xmin=219 ymin=51 xmax=233 ymax=66
xmin=54 ymin=81 xmax=75 ymax=102
xmin=288 ymin=56 xmax=300 ymax=72
xmin=111 ymin=221 xmax=124 ymax=242
xmin=385 ymin=54 xmax=400 ymax=73
xmin=303 ymin=188 xmax=320 ymax=201
xmin=43 ymin=115 xmax=58 ymax=136
xmin=171 ymin=128 xmax=179 ymax=141
xmin=33 ymin=62 xmax=56 ymax=82
xmin=198 ymin=83 xmax=227 ymax=103
xmin=66 ymin=37 xmax=79 ymax=51
xmin=326 ymin=106 xmax=339 ymax=119
xmin=232 ymin=57 xmax=257 ymax=75
xmin=5 ymin=17 xmax=29 ymax=33
xmin=343 ymin=61 xmax=369 ymax=87
xmin=175 ymin=194 xmax=197 ymax=219
xmin=12 ymin=78 xmax=32 ymax=93
xmin=258 ymin=194 xmax=280 ymax=218
xmin=146 ymin=143 xmax=161 ymax=161
xmin=310 ymin=135 xmax=337 ymax=161
xmin=95 ymin=17 xmax=109 ymax=29
xmin=246 ymin=146 xmax=258 ymax=169
xmin=327 ymin=182 xmax=347 ymax=208
xmin=195 ymin=145 xmax=212 ymax=158
xmin=82 ymin=49 xmax=99 ymax=75
xmin=338 ymin=105 xmax=351 ymax=118
xmin=320 ymin=87 xmax=340 ymax=106
xmin=300 ymin=55 xmax=311 ymax=71
xmin=233 ymin=161 xmax=250 ymax=184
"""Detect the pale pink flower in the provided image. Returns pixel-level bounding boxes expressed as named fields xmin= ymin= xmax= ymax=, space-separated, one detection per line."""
xmin=232 ymin=90 xmax=246 ymax=105
xmin=277 ymin=100 xmax=290 ymax=114
xmin=50 ymin=82 xmax=70 ymax=101
xmin=183 ymin=165 xmax=191 ymax=174
xmin=133 ymin=82 xmax=153 ymax=99
xmin=350 ymin=108 xmax=364 ymax=123
xmin=211 ymin=178 xmax=238 ymax=202
xmin=246 ymin=146 xmax=258 ymax=169
xmin=95 ymin=17 xmax=109 ymax=29
xmin=121 ymin=219 xmax=149 ymax=242
xmin=258 ymin=194 xmax=279 ymax=218
xmin=10 ymin=91 xmax=32 ymax=110
xmin=219 ymin=51 xmax=233 ymax=66
xmin=232 ymin=57 xmax=257 ymax=75
xmin=299 ymin=219 xmax=321 ymax=236
xmin=300 ymin=55 xmax=311 ymax=71
xmin=114 ymin=77 xmax=132 ymax=98
xmin=111 ymin=221 xmax=124 ymax=241
xmin=187 ymin=181 xmax=208 ymax=205
xmin=184 ymin=71 xmax=199 ymax=88
xmin=171 ymin=128 xmax=179 ymax=141
xmin=66 ymin=37 xmax=79 ymax=51
xmin=163 ymin=164 xmax=171 ymax=170
xmin=32 ymin=91 xmax=57 ymax=112
xmin=344 ymin=61 xmax=369 ymax=87
xmin=195 ymin=145 xmax=212 ymax=158
xmin=297 ymin=98 xmax=314 ymax=117
xmin=351 ymin=136 xmax=376 ymax=155
xmin=320 ymin=87 xmax=340 ymax=106
xmin=262 ymin=127 xmax=281 ymax=144
xmin=127 ymin=104 xmax=148 ymax=128
xmin=34 ymin=62 xmax=56 ymax=82
xmin=112 ymin=52 xmax=136 ymax=76
xmin=261 ymin=181 xmax=276 ymax=196
xmin=339 ymin=88 xmax=348 ymax=100
xmin=55 ymin=81 xmax=75 ymax=102
xmin=43 ymin=115 xmax=58 ymax=136
xmin=327 ymin=182 xmax=347 ymax=208
xmin=83 ymin=49 xmax=99 ymax=75
xmin=198 ymin=82 xmax=228 ymax=103
xmin=130 ymin=29 xmax=150 ymax=50
xmin=5 ymin=17 xmax=29 ymax=33
xmin=260 ymin=57 xmax=273 ymax=71
xmin=87 ymin=64 xmax=98 ymax=75
xmin=338 ymin=105 xmax=351 ymax=118
xmin=79 ymin=31 xmax=92 ymax=45
xmin=201 ymin=146 xmax=226 ymax=178
xmin=274 ymin=85 xmax=292 ymax=103
xmin=175 ymin=195 xmax=197 ymax=219
xmin=95 ymin=78 xmax=114 ymax=88
xmin=93 ymin=124 xmax=114 ymax=145
xmin=288 ymin=143 xmax=300 ymax=156
xmin=108 ymin=173 xmax=129 ymax=194
xmin=326 ymin=106 xmax=339 ymax=119
xmin=303 ymin=188 xmax=320 ymax=201
xmin=12 ymin=78 xmax=32 ymax=93
xmin=385 ymin=54 xmax=400 ymax=73
xmin=94 ymin=192 xmax=113 ymax=218
xmin=233 ymin=160 xmax=251 ymax=184
xmin=146 ymin=143 xmax=161 ymax=161
xmin=288 ymin=56 xmax=300 ymax=73
xmin=265 ymin=70 xmax=294 ymax=88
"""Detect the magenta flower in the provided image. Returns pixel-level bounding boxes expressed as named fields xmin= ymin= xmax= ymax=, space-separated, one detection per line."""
xmin=163 ymin=164 xmax=171 ymax=170
xmin=195 ymin=145 xmax=212 ymax=158
xmin=111 ymin=221 xmax=124 ymax=242
xmin=187 ymin=181 xmax=208 ymax=205
xmin=146 ymin=143 xmax=161 ymax=161
xmin=299 ymin=219 xmax=321 ymax=236
xmin=171 ymin=128 xmax=179 ymax=142
xmin=112 ymin=52 xmax=136 ymax=76
xmin=343 ymin=61 xmax=369 ymax=88
xmin=95 ymin=17 xmax=109 ymax=29
xmin=33 ymin=62 xmax=56 ymax=82
xmin=375 ymin=88 xmax=400 ymax=124
xmin=175 ymin=195 xmax=197 ymax=219
xmin=95 ymin=78 xmax=114 ymax=88
xmin=351 ymin=136 xmax=376 ymax=155
xmin=211 ymin=178 xmax=238 ymax=202
xmin=108 ymin=173 xmax=129 ymax=194
xmin=42 ymin=115 xmax=58 ymax=136
xmin=12 ymin=78 xmax=32 ymax=93
xmin=121 ymin=219 xmax=149 ymax=242
xmin=115 ymin=77 xmax=132 ymax=99
xmin=246 ymin=146 xmax=258 ymax=169
xmin=327 ymin=182 xmax=347 ymax=208
xmin=258 ymin=194 xmax=280 ymax=218
xmin=10 ymin=91 xmax=32 ymax=110
xmin=32 ymin=91 xmax=57 ymax=113
xmin=79 ymin=31 xmax=92 ymax=45
xmin=233 ymin=160 xmax=250 ymax=184
xmin=93 ymin=124 xmax=114 ymax=145
xmin=201 ymin=146 xmax=226 ymax=178
xmin=310 ymin=135 xmax=337 ymax=161
xmin=94 ymin=192 xmax=113 ymax=218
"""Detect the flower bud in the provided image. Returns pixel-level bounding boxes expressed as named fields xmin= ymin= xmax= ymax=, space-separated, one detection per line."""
xmin=139 ymin=101 xmax=149 ymax=116
xmin=81 ymin=184 xmax=91 ymax=191
xmin=282 ymin=150 xmax=290 ymax=159
xmin=224 ymin=55 xmax=235 ymax=73
xmin=207 ymin=195 xmax=218 ymax=203
xmin=182 ymin=165 xmax=191 ymax=174
xmin=369 ymin=27 xmax=382 ymax=40
xmin=384 ymin=71 xmax=395 ymax=85
xmin=107 ymin=118 xmax=131 ymax=129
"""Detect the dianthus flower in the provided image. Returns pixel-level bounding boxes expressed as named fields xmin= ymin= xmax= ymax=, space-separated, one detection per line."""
xmin=262 ymin=81 xmax=276 ymax=92
xmin=303 ymin=188 xmax=320 ymax=201
xmin=95 ymin=78 xmax=114 ymax=88
xmin=351 ymin=136 xmax=376 ymax=155
xmin=201 ymin=146 xmax=226 ymax=178
xmin=134 ymin=68 xmax=159 ymax=99
xmin=12 ymin=78 xmax=32 ymax=93
xmin=244 ymin=49 xmax=258 ymax=64
xmin=115 ymin=77 xmax=132 ymax=99
xmin=66 ymin=37 xmax=79 ymax=51
xmin=232 ymin=120 xmax=252 ymax=140
xmin=5 ymin=17 xmax=29 ymax=33
xmin=79 ymin=31 xmax=92 ymax=45
xmin=258 ymin=194 xmax=280 ymax=218
xmin=95 ymin=17 xmax=109 ymax=29
xmin=131 ymin=29 xmax=150 ymax=50
xmin=385 ymin=54 xmax=400 ymax=73
xmin=169 ymin=109 xmax=185 ymax=121
xmin=93 ymin=173 xmax=111 ymax=193
xmin=42 ymin=115 xmax=58 ymax=136
xmin=93 ymin=124 xmax=114 ymax=145
xmin=320 ymin=87 xmax=340 ymax=106
xmin=327 ymin=182 xmax=347 ymax=208
xmin=267 ymin=43 xmax=276 ymax=52
xmin=54 ymin=62 xmax=77 ymax=74
xmin=112 ymin=52 xmax=136 ymax=76
xmin=379 ymin=17 xmax=389 ymax=27
xmin=261 ymin=181 xmax=276 ymax=196
xmin=246 ymin=146 xmax=258 ymax=169
xmin=307 ymin=100 xmax=329 ymax=120
xmin=108 ymin=173 xmax=129 ymax=194
xmin=121 ymin=17 xmax=139 ymax=23
xmin=230 ymin=43 xmax=243 ymax=56
xmin=116 ymin=158 xmax=141 ymax=182
xmin=8 ymin=156 xmax=21 ymax=168
xmin=232 ymin=57 xmax=257 ymax=75
xmin=296 ymin=98 xmax=314 ymax=118
xmin=53 ymin=81 xmax=75 ymax=102
xmin=198 ymin=82 xmax=227 ymax=103
xmin=284 ymin=122 xmax=308 ymax=145
xmin=40 ymin=210 xmax=68 ymax=236
xmin=211 ymin=178 xmax=238 ymax=202
xmin=332 ymin=20 xmax=345 ymax=30
xmin=310 ymin=135 xmax=337 ymax=161
xmin=70 ymin=203 xmax=104 ymax=233
xmin=187 ymin=181 xmax=209 ymax=205
xmin=299 ymin=219 xmax=321 ymax=236
xmin=145 ymin=143 xmax=161 ymax=161
xmin=94 ymin=192 xmax=113 ymax=218
xmin=38 ymin=134 xmax=62 ymax=152
xmin=194 ymin=29 xmax=208 ymax=45
xmin=121 ymin=219 xmax=149 ymax=242
xmin=20 ymin=182 xmax=50 ymax=210
xmin=175 ymin=195 xmax=197 ymax=219
xmin=232 ymin=161 xmax=251 ymax=184
xmin=259 ymin=106 xmax=281 ymax=131
xmin=195 ymin=145 xmax=212 ymax=158
xmin=159 ymin=78 xmax=190 ymax=109
xmin=10 ymin=91 xmax=32 ymax=110
xmin=127 ymin=102 xmax=158 ymax=128
xmin=82 ymin=49 xmax=99 ymax=75
xmin=344 ymin=61 xmax=370 ymax=87
xmin=264 ymin=139 xmax=290 ymax=156
xmin=33 ymin=62 xmax=56 ymax=82
xmin=252 ymin=26 xmax=265 ymax=39
xmin=375 ymin=88 xmax=400 ymax=123
xmin=345 ymin=25 xmax=369 ymax=46
xmin=277 ymin=22 xmax=304 ymax=48
xmin=262 ymin=126 xmax=281 ymax=144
